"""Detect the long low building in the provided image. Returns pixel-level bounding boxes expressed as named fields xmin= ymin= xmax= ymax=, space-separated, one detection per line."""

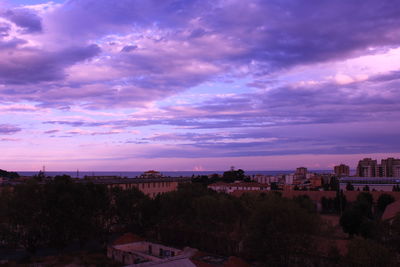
xmin=339 ymin=177 xmax=400 ymax=191
xmin=208 ymin=182 xmax=268 ymax=194
xmin=77 ymin=177 xmax=192 ymax=198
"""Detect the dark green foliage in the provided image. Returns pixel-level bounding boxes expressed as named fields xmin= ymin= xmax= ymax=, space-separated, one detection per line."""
xmin=329 ymin=176 xmax=339 ymax=191
xmin=244 ymin=194 xmax=320 ymax=265
xmin=5 ymin=176 xmax=398 ymax=265
xmin=377 ymin=194 xmax=395 ymax=213
xmin=293 ymin=195 xmax=316 ymax=213
xmin=6 ymin=180 xmax=47 ymax=253
xmin=153 ymin=183 xmax=246 ymax=254
xmin=383 ymin=213 xmax=400 ymax=252
xmin=362 ymin=185 xmax=370 ymax=191
xmin=270 ymin=182 xmax=279 ymax=190
xmin=356 ymin=192 xmax=373 ymax=207
xmin=0 ymin=169 xmax=20 ymax=179
xmin=111 ymin=186 xmax=150 ymax=234
xmin=346 ymin=182 xmax=354 ymax=191
xmin=340 ymin=192 xmax=374 ymax=238
xmin=222 ymin=168 xmax=245 ymax=183
xmin=345 ymin=238 xmax=396 ymax=267
xmin=0 ymin=176 xmax=113 ymax=253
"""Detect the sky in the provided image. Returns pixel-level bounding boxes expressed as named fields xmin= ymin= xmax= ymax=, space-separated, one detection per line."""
xmin=0 ymin=0 xmax=400 ymax=172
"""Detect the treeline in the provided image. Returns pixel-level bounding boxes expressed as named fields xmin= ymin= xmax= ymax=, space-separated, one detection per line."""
xmin=192 ymin=168 xmax=248 ymax=185
xmin=0 ymin=169 xmax=19 ymax=179
xmin=1 ymin=176 xmax=400 ymax=266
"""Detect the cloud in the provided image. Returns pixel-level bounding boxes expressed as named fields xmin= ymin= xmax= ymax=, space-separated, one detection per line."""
xmin=2 ymin=8 xmax=42 ymax=33
xmin=0 ymin=124 xmax=21 ymax=134
xmin=0 ymin=44 xmax=100 ymax=84
xmin=1 ymin=0 xmax=400 ymax=109
xmin=41 ymin=69 xmax=400 ymax=130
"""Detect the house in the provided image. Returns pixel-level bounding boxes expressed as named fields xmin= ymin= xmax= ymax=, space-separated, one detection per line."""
xmin=208 ymin=182 xmax=268 ymax=194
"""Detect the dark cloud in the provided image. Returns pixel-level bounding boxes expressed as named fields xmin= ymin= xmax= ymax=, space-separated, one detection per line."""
xmin=131 ymin=121 xmax=400 ymax=158
xmin=3 ymin=8 xmax=42 ymax=33
xmin=120 ymin=45 xmax=137 ymax=52
xmin=0 ymin=22 xmax=11 ymax=37
xmin=204 ymin=0 xmax=400 ymax=70
xmin=41 ymin=71 xmax=400 ymax=131
xmin=0 ymin=124 xmax=21 ymax=134
xmin=44 ymin=129 xmax=59 ymax=134
xmin=0 ymin=44 xmax=100 ymax=84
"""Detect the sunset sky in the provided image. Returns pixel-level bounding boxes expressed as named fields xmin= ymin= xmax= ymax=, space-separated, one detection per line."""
xmin=1 ymin=0 xmax=400 ymax=171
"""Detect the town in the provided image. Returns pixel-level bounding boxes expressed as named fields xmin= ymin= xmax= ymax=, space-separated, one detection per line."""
xmin=1 ymin=157 xmax=400 ymax=266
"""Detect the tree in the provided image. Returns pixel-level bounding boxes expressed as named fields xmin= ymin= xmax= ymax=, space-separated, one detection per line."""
xmin=293 ymin=195 xmax=316 ymax=213
xmin=377 ymin=194 xmax=395 ymax=213
xmin=340 ymin=206 xmax=365 ymax=237
xmin=345 ymin=238 xmax=396 ymax=267
xmin=270 ymin=182 xmax=279 ymax=190
xmin=244 ymin=195 xmax=319 ymax=265
xmin=362 ymin=185 xmax=370 ymax=191
xmin=112 ymin=186 xmax=150 ymax=234
xmin=6 ymin=181 xmax=47 ymax=254
xmin=222 ymin=168 xmax=245 ymax=183
xmin=357 ymin=192 xmax=373 ymax=206
xmin=334 ymin=190 xmax=347 ymax=214
xmin=340 ymin=193 xmax=374 ymax=238
xmin=329 ymin=176 xmax=339 ymax=191
xmin=346 ymin=182 xmax=354 ymax=191
xmin=0 ymin=169 xmax=19 ymax=179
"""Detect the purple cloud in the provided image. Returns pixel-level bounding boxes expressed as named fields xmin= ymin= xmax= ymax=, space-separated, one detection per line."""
xmin=2 ymin=8 xmax=42 ymax=33
xmin=0 ymin=44 xmax=100 ymax=84
xmin=0 ymin=124 xmax=21 ymax=135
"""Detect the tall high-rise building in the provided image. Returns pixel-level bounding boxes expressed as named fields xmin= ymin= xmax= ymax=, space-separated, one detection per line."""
xmin=394 ymin=165 xmax=400 ymax=177
xmin=334 ymin=164 xmax=350 ymax=177
xmin=380 ymin=158 xmax=400 ymax=177
xmin=356 ymin=157 xmax=400 ymax=177
xmin=356 ymin=158 xmax=377 ymax=177
xmin=295 ymin=167 xmax=308 ymax=180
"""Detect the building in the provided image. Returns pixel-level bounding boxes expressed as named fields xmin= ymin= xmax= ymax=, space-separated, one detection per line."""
xmin=296 ymin=167 xmax=307 ymax=176
xmin=208 ymin=182 xmax=268 ymax=194
xmin=380 ymin=158 xmax=400 ymax=177
xmin=140 ymin=170 xmax=163 ymax=179
xmin=251 ymin=174 xmax=278 ymax=184
xmin=284 ymin=174 xmax=295 ymax=185
xmin=108 ymin=240 xmax=196 ymax=266
xmin=334 ymin=164 xmax=350 ymax=177
xmin=356 ymin=157 xmax=400 ymax=177
xmin=309 ymin=176 xmax=323 ymax=188
xmin=339 ymin=177 xmax=400 ymax=191
xmin=78 ymin=177 xmax=190 ymax=198
xmin=356 ymin=158 xmax=378 ymax=177
xmin=108 ymin=233 xmax=250 ymax=267
xmin=84 ymin=175 xmax=122 ymax=180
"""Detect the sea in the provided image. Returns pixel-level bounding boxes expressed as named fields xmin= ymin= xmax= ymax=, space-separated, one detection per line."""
xmin=18 ymin=170 xmax=334 ymax=178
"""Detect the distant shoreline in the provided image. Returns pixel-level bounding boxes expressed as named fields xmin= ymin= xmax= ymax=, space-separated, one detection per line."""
xmin=17 ymin=170 xmax=341 ymax=178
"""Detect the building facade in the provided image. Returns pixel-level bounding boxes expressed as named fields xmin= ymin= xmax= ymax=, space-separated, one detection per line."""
xmin=79 ymin=177 xmax=190 ymax=198
xmin=334 ymin=164 xmax=350 ymax=177
xmin=356 ymin=158 xmax=400 ymax=177
xmin=208 ymin=182 xmax=268 ymax=194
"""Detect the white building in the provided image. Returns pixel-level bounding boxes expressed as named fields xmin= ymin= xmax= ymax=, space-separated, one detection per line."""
xmin=108 ymin=241 xmax=197 ymax=266
xmin=208 ymin=182 xmax=268 ymax=194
